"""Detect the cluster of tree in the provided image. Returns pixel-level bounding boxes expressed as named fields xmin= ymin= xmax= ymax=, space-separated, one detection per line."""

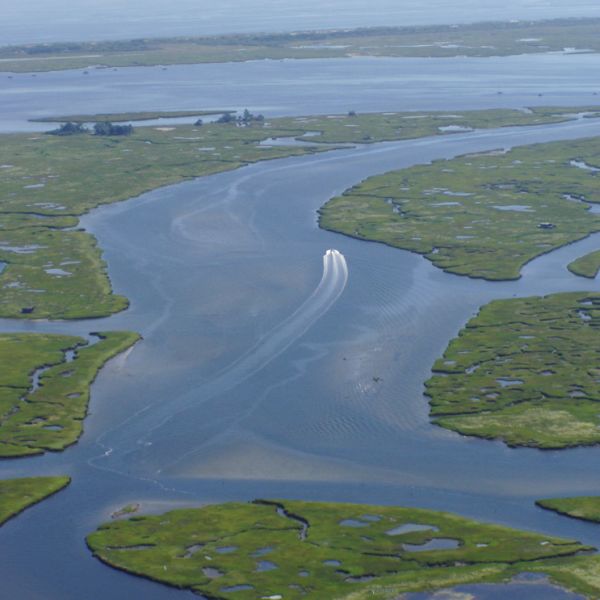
xmin=216 ymin=109 xmax=265 ymax=125
xmin=47 ymin=122 xmax=88 ymax=136
xmin=93 ymin=121 xmax=134 ymax=136
xmin=47 ymin=121 xmax=134 ymax=137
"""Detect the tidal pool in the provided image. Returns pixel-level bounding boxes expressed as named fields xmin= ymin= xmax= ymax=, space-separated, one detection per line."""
xmin=405 ymin=573 xmax=585 ymax=599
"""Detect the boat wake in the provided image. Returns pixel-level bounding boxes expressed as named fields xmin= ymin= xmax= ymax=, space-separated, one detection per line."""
xmin=92 ymin=249 xmax=348 ymax=475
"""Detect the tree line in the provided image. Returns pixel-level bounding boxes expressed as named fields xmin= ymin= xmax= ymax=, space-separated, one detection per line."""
xmin=48 ymin=121 xmax=134 ymax=136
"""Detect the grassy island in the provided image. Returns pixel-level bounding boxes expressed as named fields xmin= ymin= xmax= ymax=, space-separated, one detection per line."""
xmin=568 ymin=250 xmax=600 ymax=278
xmin=0 ymin=476 xmax=70 ymax=526
xmin=3 ymin=18 xmax=600 ymax=73
xmin=87 ymin=499 xmax=591 ymax=600
xmin=537 ymin=497 xmax=600 ymax=524
xmin=426 ymin=292 xmax=600 ymax=449
xmin=527 ymin=497 xmax=600 ymax=598
xmin=1 ymin=107 xmax=593 ymax=319
xmin=0 ymin=331 xmax=139 ymax=457
xmin=320 ymin=136 xmax=600 ymax=280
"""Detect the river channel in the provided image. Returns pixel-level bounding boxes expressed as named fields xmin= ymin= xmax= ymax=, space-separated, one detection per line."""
xmin=2 ymin=57 xmax=600 ymax=598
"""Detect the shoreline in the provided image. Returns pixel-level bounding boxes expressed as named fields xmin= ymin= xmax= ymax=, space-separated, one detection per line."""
xmin=3 ymin=17 xmax=600 ymax=73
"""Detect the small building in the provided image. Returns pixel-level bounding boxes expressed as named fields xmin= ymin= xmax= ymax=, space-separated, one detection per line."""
xmin=538 ymin=222 xmax=556 ymax=229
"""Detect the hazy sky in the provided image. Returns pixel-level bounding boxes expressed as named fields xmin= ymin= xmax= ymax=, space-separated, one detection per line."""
xmin=3 ymin=0 xmax=600 ymax=46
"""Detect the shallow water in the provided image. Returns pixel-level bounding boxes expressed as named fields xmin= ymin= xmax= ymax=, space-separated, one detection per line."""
xmin=406 ymin=573 xmax=586 ymax=599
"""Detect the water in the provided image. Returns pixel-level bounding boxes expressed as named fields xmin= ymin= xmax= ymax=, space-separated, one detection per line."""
xmin=4 ymin=53 xmax=600 ymax=132
xmin=407 ymin=573 xmax=586 ymax=599
xmin=387 ymin=524 xmax=439 ymax=536
xmin=403 ymin=538 xmax=460 ymax=551
xmin=1 ymin=117 xmax=600 ymax=598
xmin=3 ymin=0 xmax=600 ymax=46
xmin=95 ymin=248 xmax=348 ymax=469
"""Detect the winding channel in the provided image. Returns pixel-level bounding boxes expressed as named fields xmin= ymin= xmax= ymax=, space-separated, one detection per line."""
xmin=2 ymin=117 xmax=600 ymax=598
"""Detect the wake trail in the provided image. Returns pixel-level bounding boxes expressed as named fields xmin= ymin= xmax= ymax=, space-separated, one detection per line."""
xmin=92 ymin=249 xmax=348 ymax=473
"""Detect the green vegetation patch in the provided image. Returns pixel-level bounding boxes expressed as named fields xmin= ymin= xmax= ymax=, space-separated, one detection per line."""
xmin=426 ymin=292 xmax=600 ymax=448
xmin=1 ymin=107 xmax=592 ymax=318
xmin=87 ymin=499 xmax=588 ymax=600
xmin=525 ymin=497 xmax=600 ymax=598
xmin=0 ymin=476 xmax=70 ymax=526
xmin=0 ymin=331 xmax=139 ymax=457
xmin=568 ymin=250 xmax=600 ymax=279
xmin=276 ymin=106 xmax=588 ymax=145
xmin=320 ymin=136 xmax=600 ymax=280
xmin=0 ymin=227 xmax=128 ymax=319
xmin=537 ymin=496 xmax=600 ymax=524
xmin=524 ymin=555 xmax=600 ymax=600
xmin=4 ymin=19 xmax=600 ymax=72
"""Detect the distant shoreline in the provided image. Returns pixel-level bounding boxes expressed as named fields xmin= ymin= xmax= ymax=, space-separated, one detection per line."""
xmin=2 ymin=17 xmax=600 ymax=73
